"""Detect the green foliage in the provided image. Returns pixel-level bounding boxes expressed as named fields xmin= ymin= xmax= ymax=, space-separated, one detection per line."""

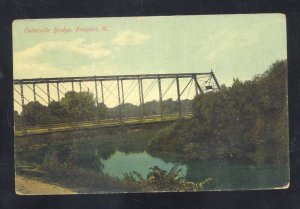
xmin=123 ymin=164 xmax=212 ymax=192
xmin=15 ymin=91 xmax=111 ymax=127
xmin=42 ymin=149 xmax=59 ymax=169
xmin=148 ymin=60 xmax=288 ymax=164
xmin=42 ymin=146 xmax=73 ymax=171
xmin=20 ymin=101 xmax=50 ymax=126
xmin=60 ymin=91 xmax=96 ymax=121
xmin=48 ymin=101 xmax=69 ymax=123
xmin=97 ymin=102 xmax=109 ymax=119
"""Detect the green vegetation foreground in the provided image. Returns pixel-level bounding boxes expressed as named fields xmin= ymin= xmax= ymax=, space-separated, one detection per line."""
xmin=148 ymin=60 xmax=288 ymax=165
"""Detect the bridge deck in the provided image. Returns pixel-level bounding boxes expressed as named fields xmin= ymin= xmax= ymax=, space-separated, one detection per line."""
xmin=15 ymin=113 xmax=193 ymax=137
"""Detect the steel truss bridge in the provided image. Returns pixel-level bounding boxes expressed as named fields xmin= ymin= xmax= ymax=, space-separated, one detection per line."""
xmin=14 ymin=71 xmax=220 ymax=136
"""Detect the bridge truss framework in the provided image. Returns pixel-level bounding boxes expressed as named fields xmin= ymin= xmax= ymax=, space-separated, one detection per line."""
xmin=14 ymin=71 xmax=221 ymax=125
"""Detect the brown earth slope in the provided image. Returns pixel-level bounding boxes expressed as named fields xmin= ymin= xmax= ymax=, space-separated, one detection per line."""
xmin=15 ymin=175 xmax=77 ymax=195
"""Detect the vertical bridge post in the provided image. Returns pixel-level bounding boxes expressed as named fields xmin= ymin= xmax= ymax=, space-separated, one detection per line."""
xmin=138 ymin=77 xmax=144 ymax=120
xmin=57 ymin=82 xmax=60 ymax=101
xmin=79 ymin=81 xmax=82 ymax=93
xmin=176 ymin=76 xmax=181 ymax=117
xmin=94 ymin=77 xmax=99 ymax=122
xmin=100 ymin=80 xmax=104 ymax=104
xmin=20 ymin=82 xmax=26 ymax=132
xmin=71 ymin=81 xmax=74 ymax=91
xmin=193 ymin=74 xmax=203 ymax=94
xmin=79 ymin=81 xmax=82 ymax=119
xmin=158 ymin=76 xmax=163 ymax=117
xmin=210 ymin=70 xmax=221 ymax=90
xmin=33 ymin=83 xmax=36 ymax=102
xmin=121 ymin=80 xmax=125 ymax=104
xmin=20 ymin=82 xmax=25 ymax=111
xmin=46 ymin=82 xmax=50 ymax=104
xmin=117 ymin=77 xmax=122 ymax=121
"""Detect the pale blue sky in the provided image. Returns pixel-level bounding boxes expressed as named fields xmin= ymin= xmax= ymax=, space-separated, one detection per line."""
xmin=13 ymin=14 xmax=287 ymax=85
xmin=13 ymin=14 xmax=287 ymax=109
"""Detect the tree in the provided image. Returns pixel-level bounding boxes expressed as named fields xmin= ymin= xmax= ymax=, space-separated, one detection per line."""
xmin=14 ymin=110 xmax=22 ymax=128
xmin=60 ymin=91 xmax=97 ymax=121
xmin=97 ymin=102 xmax=109 ymax=119
xmin=21 ymin=101 xmax=49 ymax=126
xmin=48 ymin=101 xmax=69 ymax=123
xmin=148 ymin=60 xmax=288 ymax=164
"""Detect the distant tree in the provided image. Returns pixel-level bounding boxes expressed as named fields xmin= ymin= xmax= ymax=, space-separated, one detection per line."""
xmin=97 ymin=102 xmax=109 ymax=119
xmin=60 ymin=91 xmax=96 ymax=121
xmin=21 ymin=101 xmax=49 ymax=126
xmin=108 ymin=103 xmax=139 ymax=119
xmin=143 ymin=100 xmax=160 ymax=116
xmin=48 ymin=101 xmax=69 ymax=123
xmin=161 ymin=99 xmax=176 ymax=114
xmin=14 ymin=110 xmax=22 ymax=128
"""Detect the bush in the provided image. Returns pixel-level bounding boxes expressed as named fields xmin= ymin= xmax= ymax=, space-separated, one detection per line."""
xmin=123 ymin=164 xmax=212 ymax=192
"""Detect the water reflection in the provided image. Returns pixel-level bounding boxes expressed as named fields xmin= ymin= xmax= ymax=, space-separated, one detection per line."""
xmin=17 ymin=132 xmax=289 ymax=190
xmin=100 ymin=150 xmax=187 ymax=179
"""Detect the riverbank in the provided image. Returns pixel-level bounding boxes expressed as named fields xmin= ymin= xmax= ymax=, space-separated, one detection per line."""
xmin=15 ymin=175 xmax=77 ymax=195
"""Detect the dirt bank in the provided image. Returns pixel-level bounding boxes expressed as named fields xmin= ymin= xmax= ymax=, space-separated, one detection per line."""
xmin=15 ymin=175 xmax=77 ymax=195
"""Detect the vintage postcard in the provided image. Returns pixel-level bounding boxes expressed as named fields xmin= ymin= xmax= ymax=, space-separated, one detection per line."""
xmin=13 ymin=14 xmax=289 ymax=194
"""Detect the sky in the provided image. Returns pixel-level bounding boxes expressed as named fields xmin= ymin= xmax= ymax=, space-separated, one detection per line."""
xmin=13 ymin=14 xmax=287 ymax=110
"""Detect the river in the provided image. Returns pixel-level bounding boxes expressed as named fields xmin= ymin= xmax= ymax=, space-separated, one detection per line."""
xmin=98 ymin=149 xmax=289 ymax=190
xmin=15 ymin=128 xmax=289 ymax=191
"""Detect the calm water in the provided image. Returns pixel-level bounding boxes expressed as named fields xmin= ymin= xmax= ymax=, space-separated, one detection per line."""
xmin=98 ymin=149 xmax=289 ymax=190
xmin=101 ymin=150 xmax=187 ymax=178
xmin=17 ymin=129 xmax=289 ymax=190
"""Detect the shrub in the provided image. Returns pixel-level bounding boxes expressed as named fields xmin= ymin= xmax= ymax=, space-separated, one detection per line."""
xmin=123 ymin=164 xmax=212 ymax=192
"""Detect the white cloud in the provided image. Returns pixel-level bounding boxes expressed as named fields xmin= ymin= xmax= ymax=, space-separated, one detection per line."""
xmin=15 ymin=38 xmax=111 ymax=60
xmin=13 ymin=59 xmax=116 ymax=79
xmin=112 ymin=29 xmax=150 ymax=46
xmin=14 ymin=39 xmax=112 ymax=78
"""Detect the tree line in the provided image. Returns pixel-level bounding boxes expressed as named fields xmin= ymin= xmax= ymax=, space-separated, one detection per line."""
xmin=14 ymin=90 xmax=193 ymax=127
